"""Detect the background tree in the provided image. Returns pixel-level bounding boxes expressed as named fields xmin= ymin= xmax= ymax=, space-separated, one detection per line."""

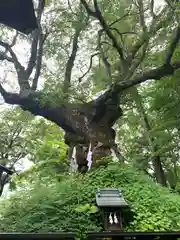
xmin=14 ymin=119 xmax=68 ymax=187
xmin=0 ymin=0 xmax=180 ymax=180
xmin=0 ymin=107 xmax=34 ymax=195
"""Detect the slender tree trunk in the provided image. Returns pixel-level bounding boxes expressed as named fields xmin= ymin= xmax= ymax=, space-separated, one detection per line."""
xmin=152 ymin=151 xmax=167 ymax=187
xmin=131 ymin=87 xmax=167 ymax=187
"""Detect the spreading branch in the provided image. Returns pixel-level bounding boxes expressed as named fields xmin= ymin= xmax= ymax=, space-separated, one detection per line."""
xmin=0 ymin=31 xmax=19 ymax=62
xmin=113 ymin=62 xmax=180 ymax=93
xmin=80 ymin=0 xmax=125 ymax=63
xmin=96 ymin=60 xmax=180 ymax=106
xmin=0 ymin=0 xmax=46 ymax=93
xmin=0 ymin=40 xmax=25 ymax=74
xmin=0 ymin=39 xmax=29 ymax=92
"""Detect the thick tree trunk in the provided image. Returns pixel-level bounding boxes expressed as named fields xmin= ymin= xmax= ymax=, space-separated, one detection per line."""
xmin=1 ymin=90 xmax=122 ymax=173
xmin=64 ymin=119 xmax=119 ymax=172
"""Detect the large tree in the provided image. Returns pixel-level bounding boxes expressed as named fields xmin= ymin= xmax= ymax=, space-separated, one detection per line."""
xmin=0 ymin=0 xmax=180 ymax=173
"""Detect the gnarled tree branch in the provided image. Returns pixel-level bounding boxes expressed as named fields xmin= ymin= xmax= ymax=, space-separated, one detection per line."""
xmin=0 ymin=39 xmax=31 ymax=92
xmin=78 ymin=52 xmax=99 ymax=82
xmin=113 ymin=62 xmax=180 ymax=93
xmin=80 ymin=0 xmax=125 ymax=63
xmin=0 ymin=40 xmax=25 ymax=74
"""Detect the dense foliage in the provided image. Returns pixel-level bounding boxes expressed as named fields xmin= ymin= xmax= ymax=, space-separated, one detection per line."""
xmin=0 ymin=163 xmax=180 ymax=238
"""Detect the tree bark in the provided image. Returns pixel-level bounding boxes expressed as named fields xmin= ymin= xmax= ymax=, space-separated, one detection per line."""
xmin=64 ymin=96 xmax=122 ymax=172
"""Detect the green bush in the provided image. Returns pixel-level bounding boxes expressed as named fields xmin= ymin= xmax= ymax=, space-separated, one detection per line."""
xmin=0 ymin=163 xmax=180 ymax=238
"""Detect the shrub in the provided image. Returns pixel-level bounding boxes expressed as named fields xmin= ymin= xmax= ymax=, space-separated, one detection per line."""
xmin=0 ymin=163 xmax=180 ymax=238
